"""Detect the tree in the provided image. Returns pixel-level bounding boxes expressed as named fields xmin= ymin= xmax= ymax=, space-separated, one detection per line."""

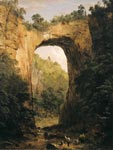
xmin=103 ymin=0 xmax=109 ymax=7
xmin=0 ymin=53 xmax=34 ymax=137
xmin=75 ymin=0 xmax=113 ymax=143
xmin=77 ymin=4 xmax=86 ymax=18
xmin=50 ymin=5 xmax=86 ymax=25
xmin=32 ymin=54 xmax=68 ymax=114
xmin=18 ymin=7 xmax=26 ymax=19
xmin=32 ymin=13 xmax=44 ymax=24
xmin=24 ymin=21 xmax=32 ymax=30
xmin=71 ymin=11 xmax=78 ymax=20
xmin=32 ymin=13 xmax=49 ymax=31
xmin=40 ymin=87 xmax=63 ymax=113
xmin=76 ymin=53 xmax=113 ymax=141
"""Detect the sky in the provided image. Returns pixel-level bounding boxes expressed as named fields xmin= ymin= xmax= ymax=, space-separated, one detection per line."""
xmin=35 ymin=46 xmax=68 ymax=72
xmin=19 ymin=0 xmax=102 ymax=21
xmin=19 ymin=0 xmax=102 ymax=72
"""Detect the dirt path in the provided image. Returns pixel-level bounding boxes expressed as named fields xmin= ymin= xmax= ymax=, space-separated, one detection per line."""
xmin=0 ymin=116 xmax=87 ymax=150
xmin=6 ymin=128 xmax=85 ymax=150
xmin=0 ymin=117 xmax=112 ymax=149
xmin=35 ymin=116 xmax=58 ymax=128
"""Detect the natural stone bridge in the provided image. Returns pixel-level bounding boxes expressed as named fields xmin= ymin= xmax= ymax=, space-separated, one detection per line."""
xmin=0 ymin=4 xmax=92 ymax=125
xmin=36 ymin=22 xmax=92 ymax=124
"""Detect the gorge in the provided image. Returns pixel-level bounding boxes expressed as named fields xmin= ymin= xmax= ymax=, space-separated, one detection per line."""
xmin=1 ymin=0 xmax=113 ymax=149
xmin=0 ymin=3 xmax=92 ymax=126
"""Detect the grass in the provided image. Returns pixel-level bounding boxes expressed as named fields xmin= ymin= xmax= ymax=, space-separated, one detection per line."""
xmin=35 ymin=115 xmax=59 ymax=128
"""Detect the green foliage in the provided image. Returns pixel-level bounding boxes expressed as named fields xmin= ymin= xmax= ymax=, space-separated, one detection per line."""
xmin=29 ymin=4 xmax=86 ymax=30
xmin=51 ymin=5 xmax=86 ymax=25
xmin=0 ymin=53 xmax=33 ymax=137
xmin=32 ymin=14 xmax=44 ymax=24
xmin=17 ymin=7 xmax=26 ymax=19
xmin=78 ymin=4 xmax=86 ymax=17
xmin=24 ymin=21 xmax=33 ymax=31
xmin=32 ymin=13 xmax=49 ymax=31
xmin=38 ymin=87 xmax=63 ymax=113
xmin=89 ymin=0 xmax=113 ymax=55
xmin=32 ymin=54 xmax=68 ymax=114
xmin=33 ymin=54 xmax=68 ymax=92
xmin=25 ymin=4 xmax=86 ymax=31
xmin=74 ymin=0 xmax=113 ymax=142
xmin=75 ymin=54 xmax=113 ymax=141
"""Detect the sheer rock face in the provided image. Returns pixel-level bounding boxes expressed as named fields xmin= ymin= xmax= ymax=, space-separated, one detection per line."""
xmin=0 ymin=5 xmax=18 ymax=56
xmin=0 ymin=4 xmax=92 ymax=126
xmin=0 ymin=5 xmax=43 ymax=81
xmin=16 ymin=19 xmax=43 ymax=81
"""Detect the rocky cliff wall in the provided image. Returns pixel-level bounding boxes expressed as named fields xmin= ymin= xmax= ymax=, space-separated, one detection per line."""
xmin=0 ymin=4 xmax=43 ymax=83
xmin=16 ymin=19 xmax=43 ymax=81
xmin=37 ymin=21 xmax=92 ymax=125
xmin=0 ymin=3 xmax=92 ymax=126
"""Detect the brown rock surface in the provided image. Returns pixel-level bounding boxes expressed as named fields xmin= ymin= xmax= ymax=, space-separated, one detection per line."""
xmin=0 ymin=3 xmax=92 ymax=126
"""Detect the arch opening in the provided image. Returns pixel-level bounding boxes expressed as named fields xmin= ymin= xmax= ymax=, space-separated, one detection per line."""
xmin=35 ymin=45 xmax=68 ymax=72
xmin=31 ymin=36 xmax=82 ymax=128
xmin=32 ymin=44 xmax=69 ymax=127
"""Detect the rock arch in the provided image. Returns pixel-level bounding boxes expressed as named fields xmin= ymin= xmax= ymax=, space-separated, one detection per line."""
xmin=35 ymin=36 xmax=90 ymax=125
xmin=37 ymin=37 xmax=81 ymax=100
xmin=0 ymin=5 xmax=92 ymax=125
xmin=16 ymin=21 xmax=92 ymax=126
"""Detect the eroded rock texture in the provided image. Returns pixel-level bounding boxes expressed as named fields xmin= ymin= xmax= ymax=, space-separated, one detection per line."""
xmin=0 ymin=3 xmax=92 ymax=126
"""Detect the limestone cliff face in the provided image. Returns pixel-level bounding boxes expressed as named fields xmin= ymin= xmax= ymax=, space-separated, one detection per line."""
xmin=0 ymin=3 xmax=92 ymax=126
xmin=0 ymin=4 xmax=43 ymax=83
xmin=49 ymin=21 xmax=92 ymax=53
xmin=16 ymin=19 xmax=43 ymax=81
xmin=0 ymin=5 xmax=18 ymax=57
